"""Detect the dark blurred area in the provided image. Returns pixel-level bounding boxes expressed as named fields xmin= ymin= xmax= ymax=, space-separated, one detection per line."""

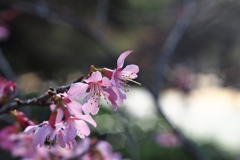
xmin=0 ymin=0 xmax=240 ymax=160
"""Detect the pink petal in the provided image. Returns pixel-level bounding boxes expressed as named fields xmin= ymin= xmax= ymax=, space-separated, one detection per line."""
xmin=82 ymin=96 xmax=99 ymax=115
xmin=111 ymin=69 xmax=121 ymax=88
xmin=111 ymin=87 xmax=125 ymax=105
xmin=104 ymin=87 xmax=117 ymax=102
xmin=102 ymin=68 xmax=114 ymax=79
xmin=101 ymin=77 xmax=112 ymax=86
xmin=91 ymin=107 xmax=100 ymax=115
xmin=49 ymin=123 xmax=63 ymax=141
xmin=118 ymin=88 xmax=127 ymax=101
xmin=23 ymin=125 xmax=38 ymax=134
xmin=104 ymin=87 xmax=118 ymax=111
xmin=66 ymin=139 xmax=77 ymax=150
xmin=56 ymin=108 xmax=64 ymax=123
xmin=67 ymin=83 xmax=88 ymax=100
xmin=57 ymin=131 xmax=66 ymax=148
xmin=112 ymin=102 xmax=118 ymax=111
xmin=64 ymin=120 xmax=77 ymax=142
xmin=67 ymin=100 xmax=83 ymax=117
xmin=75 ymin=120 xmax=90 ymax=138
xmin=78 ymin=115 xmax=97 ymax=127
xmin=50 ymin=104 xmax=56 ymax=111
xmin=117 ymin=50 xmax=133 ymax=68
xmin=122 ymin=64 xmax=139 ymax=79
xmin=33 ymin=125 xmax=52 ymax=147
xmin=50 ymin=104 xmax=63 ymax=123
xmin=85 ymin=71 xmax=102 ymax=83
xmin=82 ymin=94 xmax=91 ymax=105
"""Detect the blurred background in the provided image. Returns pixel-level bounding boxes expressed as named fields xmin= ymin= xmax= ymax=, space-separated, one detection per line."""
xmin=0 ymin=0 xmax=240 ymax=159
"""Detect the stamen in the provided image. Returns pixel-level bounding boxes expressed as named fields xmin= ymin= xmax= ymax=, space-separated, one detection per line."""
xmin=127 ymin=79 xmax=141 ymax=85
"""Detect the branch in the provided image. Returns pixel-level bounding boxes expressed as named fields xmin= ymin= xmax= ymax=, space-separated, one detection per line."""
xmin=0 ymin=76 xmax=83 ymax=115
xmin=96 ymin=0 xmax=109 ymax=32
xmin=0 ymin=49 xmax=17 ymax=83
xmin=0 ymin=0 xmax=118 ymax=60
xmin=149 ymin=0 xmax=209 ymax=160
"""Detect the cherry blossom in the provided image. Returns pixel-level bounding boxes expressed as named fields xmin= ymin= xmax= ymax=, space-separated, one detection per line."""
xmin=155 ymin=132 xmax=181 ymax=148
xmin=68 ymin=71 xmax=117 ymax=115
xmin=0 ymin=77 xmax=16 ymax=107
xmin=102 ymin=50 xmax=140 ymax=106
xmin=24 ymin=121 xmax=52 ymax=147
xmin=49 ymin=109 xmax=96 ymax=149
xmin=0 ymin=124 xmax=18 ymax=151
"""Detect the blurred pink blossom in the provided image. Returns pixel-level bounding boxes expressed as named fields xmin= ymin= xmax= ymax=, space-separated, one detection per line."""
xmin=24 ymin=121 xmax=52 ymax=147
xmin=0 ymin=25 xmax=10 ymax=42
xmin=156 ymin=132 xmax=181 ymax=148
xmin=0 ymin=124 xmax=18 ymax=151
xmin=0 ymin=77 xmax=16 ymax=107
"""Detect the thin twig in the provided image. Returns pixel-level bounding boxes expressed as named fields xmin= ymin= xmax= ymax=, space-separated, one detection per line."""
xmin=0 ymin=49 xmax=17 ymax=82
xmin=0 ymin=76 xmax=83 ymax=115
xmin=0 ymin=0 xmax=118 ymax=60
xmin=96 ymin=0 xmax=109 ymax=32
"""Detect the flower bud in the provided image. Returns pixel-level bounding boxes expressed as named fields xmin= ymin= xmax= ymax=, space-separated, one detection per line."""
xmin=10 ymin=111 xmax=34 ymax=130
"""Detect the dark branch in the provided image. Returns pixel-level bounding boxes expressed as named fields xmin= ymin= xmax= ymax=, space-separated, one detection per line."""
xmin=0 ymin=0 xmax=118 ymax=60
xmin=0 ymin=49 xmax=17 ymax=83
xmin=149 ymin=0 xmax=209 ymax=160
xmin=96 ymin=0 xmax=109 ymax=32
xmin=0 ymin=76 xmax=84 ymax=115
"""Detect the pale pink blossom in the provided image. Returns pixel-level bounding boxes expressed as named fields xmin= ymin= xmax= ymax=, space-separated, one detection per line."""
xmin=156 ymin=132 xmax=181 ymax=148
xmin=11 ymin=110 xmax=35 ymax=129
xmin=49 ymin=93 xmax=83 ymax=121
xmin=103 ymin=50 xmax=139 ymax=87
xmin=68 ymin=71 xmax=117 ymax=115
xmin=0 ymin=126 xmax=51 ymax=160
xmin=48 ymin=108 xmax=96 ymax=149
xmin=0 ymin=77 xmax=16 ymax=107
xmin=9 ymin=133 xmax=51 ymax=159
xmin=24 ymin=121 xmax=52 ymax=147
xmin=102 ymin=50 xmax=140 ymax=106
xmin=95 ymin=140 xmax=122 ymax=160
xmin=0 ymin=25 xmax=10 ymax=42
xmin=0 ymin=124 xmax=18 ymax=151
xmin=112 ymin=50 xmax=139 ymax=86
xmin=80 ymin=138 xmax=122 ymax=160
xmin=62 ymin=93 xmax=84 ymax=117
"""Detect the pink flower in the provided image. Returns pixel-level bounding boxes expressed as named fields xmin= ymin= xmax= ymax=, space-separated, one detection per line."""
xmin=112 ymin=50 xmax=139 ymax=86
xmin=11 ymin=110 xmax=35 ymax=130
xmin=24 ymin=121 xmax=52 ymax=147
xmin=103 ymin=50 xmax=140 ymax=105
xmin=95 ymin=140 xmax=122 ymax=160
xmin=80 ymin=138 xmax=122 ymax=160
xmin=68 ymin=71 xmax=117 ymax=115
xmin=0 ymin=77 xmax=16 ymax=107
xmin=0 ymin=124 xmax=18 ymax=151
xmin=0 ymin=25 xmax=10 ymax=42
xmin=32 ymin=93 xmax=97 ymax=149
xmin=0 ymin=125 xmax=51 ymax=160
xmin=156 ymin=132 xmax=181 ymax=148
xmin=50 ymin=93 xmax=83 ymax=121
xmin=62 ymin=93 xmax=84 ymax=117
xmin=49 ymin=113 xmax=96 ymax=149
xmin=9 ymin=133 xmax=39 ymax=159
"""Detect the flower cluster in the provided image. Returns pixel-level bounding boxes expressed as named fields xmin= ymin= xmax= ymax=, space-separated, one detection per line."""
xmin=0 ymin=124 xmax=124 ymax=160
xmin=23 ymin=50 xmax=140 ymax=149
